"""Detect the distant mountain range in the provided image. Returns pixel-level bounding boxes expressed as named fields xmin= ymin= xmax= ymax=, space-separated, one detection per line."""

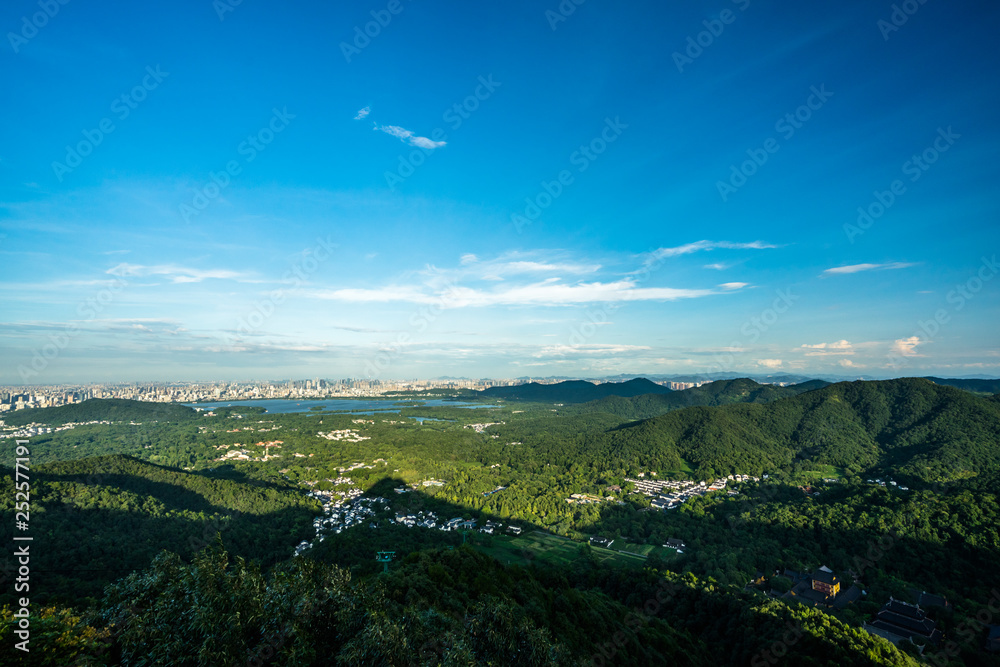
xmin=921 ymin=376 xmax=1000 ymax=394
xmin=461 ymin=372 xmax=1000 ymax=385
xmin=472 ymin=375 xmax=999 ymax=406
xmin=578 ymin=377 xmax=831 ymax=420
xmin=476 ymin=377 xmax=671 ymax=403
xmin=472 ymin=376 xmax=1000 ymax=489
xmin=601 ymin=372 xmax=841 ymax=384
xmin=607 ymin=378 xmax=1000 ymax=487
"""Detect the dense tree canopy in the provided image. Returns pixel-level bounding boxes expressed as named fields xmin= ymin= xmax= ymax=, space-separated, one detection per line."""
xmin=2 ymin=378 xmax=998 ymax=665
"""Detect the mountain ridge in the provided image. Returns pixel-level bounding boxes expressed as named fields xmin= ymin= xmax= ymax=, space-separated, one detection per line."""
xmin=477 ymin=377 xmax=673 ymax=403
xmin=578 ymin=377 xmax=830 ymax=420
xmin=607 ymin=378 xmax=1000 ymax=484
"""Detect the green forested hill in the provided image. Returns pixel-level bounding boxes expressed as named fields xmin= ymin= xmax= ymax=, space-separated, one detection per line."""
xmin=3 ymin=398 xmax=197 ymax=426
xmin=0 ymin=455 xmax=318 ymax=606
xmin=607 ymin=378 xmax=1000 ymax=483
xmin=478 ymin=377 xmax=673 ymax=403
xmin=579 ymin=377 xmax=830 ymax=420
xmin=2 ymin=379 xmax=998 ymax=665
xmin=922 ymin=376 xmax=1000 ymax=395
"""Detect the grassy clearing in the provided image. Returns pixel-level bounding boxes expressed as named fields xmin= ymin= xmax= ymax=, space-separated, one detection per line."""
xmin=616 ymin=542 xmax=655 ymax=556
xmin=799 ymin=464 xmax=844 ymax=481
xmin=656 ymin=458 xmax=696 ymax=476
xmin=473 ymin=531 xmax=644 ymax=569
xmin=610 ymin=541 xmax=680 ymax=562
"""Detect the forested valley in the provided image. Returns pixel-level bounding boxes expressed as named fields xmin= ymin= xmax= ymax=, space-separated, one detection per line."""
xmin=2 ymin=378 xmax=999 ymax=665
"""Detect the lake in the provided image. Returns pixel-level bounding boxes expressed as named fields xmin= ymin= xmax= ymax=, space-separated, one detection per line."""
xmin=182 ymin=398 xmax=496 ymax=415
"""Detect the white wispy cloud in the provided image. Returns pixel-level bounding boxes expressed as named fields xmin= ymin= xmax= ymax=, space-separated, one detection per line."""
xmin=757 ymin=359 xmax=783 ymax=368
xmin=376 ymin=124 xmax=446 ymax=149
xmin=645 ymin=240 xmax=778 ymax=265
xmin=532 ymin=343 xmax=651 ymax=358
xmin=436 ymin=252 xmax=602 ymax=282
xmin=0 ymin=277 xmax=134 ymax=291
xmin=107 ymin=263 xmax=255 ymax=284
xmin=820 ymin=262 xmax=917 ymax=276
xmin=0 ymin=318 xmax=185 ymax=336
xmin=800 ymin=339 xmax=854 ymax=356
xmin=307 ymin=250 xmax=750 ymax=308
xmin=310 ymin=279 xmax=730 ymax=308
xmin=354 ymin=106 xmax=370 ymax=120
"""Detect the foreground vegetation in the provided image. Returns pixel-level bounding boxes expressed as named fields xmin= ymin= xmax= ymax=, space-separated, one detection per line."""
xmin=2 ymin=543 xmax=920 ymax=666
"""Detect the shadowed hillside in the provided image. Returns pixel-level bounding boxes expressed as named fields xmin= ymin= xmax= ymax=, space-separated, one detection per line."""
xmin=0 ymin=455 xmax=318 ymax=607
xmin=2 ymin=474 xmax=928 ymax=667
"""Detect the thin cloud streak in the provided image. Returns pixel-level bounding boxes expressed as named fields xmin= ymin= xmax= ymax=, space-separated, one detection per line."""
xmin=821 ymin=262 xmax=917 ymax=276
xmin=375 ymin=124 xmax=446 ymax=150
xmin=642 ymin=240 xmax=778 ymax=267
xmin=309 ymin=279 xmax=738 ymax=307
xmin=107 ymin=263 xmax=257 ymax=284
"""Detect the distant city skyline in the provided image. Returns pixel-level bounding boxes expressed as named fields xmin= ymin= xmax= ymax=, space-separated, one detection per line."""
xmin=3 ymin=370 xmax=996 ymax=395
xmin=2 ymin=1 xmax=998 ymax=383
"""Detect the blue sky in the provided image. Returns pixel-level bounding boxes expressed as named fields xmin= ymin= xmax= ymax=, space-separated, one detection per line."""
xmin=1 ymin=0 xmax=998 ymax=384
